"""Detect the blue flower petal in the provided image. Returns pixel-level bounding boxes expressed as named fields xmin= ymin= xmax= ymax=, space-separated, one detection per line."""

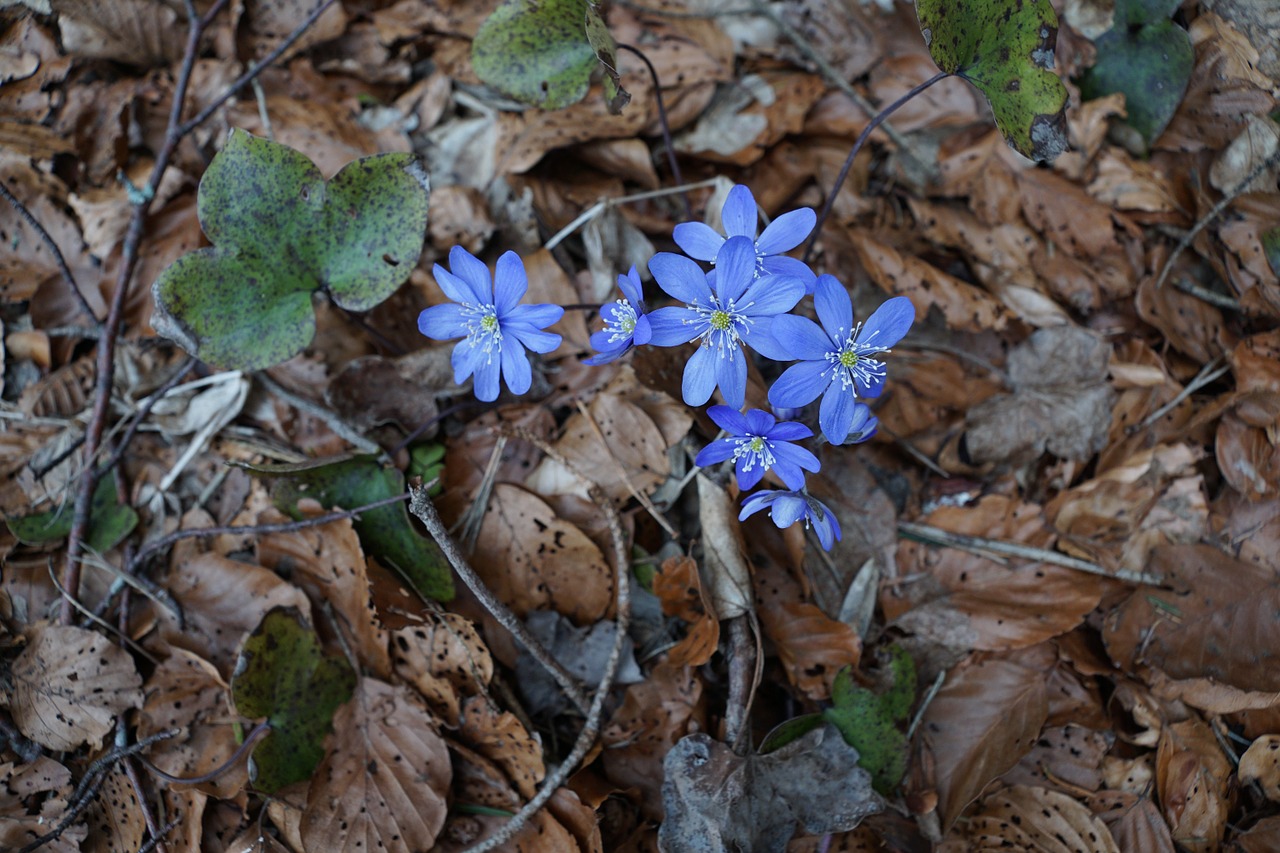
xmin=844 ymin=403 xmax=879 ymax=443
xmin=504 ymin=324 xmax=562 ymax=354
xmin=472 ymin=352 xmax=501 ymax=402
xmin=856 ymin=368 xmax=886 ymax=399
xmin=738 ymin=490 xmax=778 ymax=521
xmin=771 ymin=442 xmax=820 ymax=474
xmin=504 ymin=302 xmax=564 ymax=330
xmin=617 ymin=265 xmax=645 ymax=307
xmin=695 ymin=437 xmax=738 ymax=467
xmin=493 ymin=251 xmax=528 ymax=314
xmin=451 ymin=336 xmax=486 ymax=384
xmin=714 ymin=236 xmax=758 ymax=305
xmin=769 ymin=360 xmax=831 ymax=408
xmin=756 ymin=207 xmax=815 ymax=255
xmin=583 ymin=349 xmax=623 ymax=366
xmin=682 ymin=345 xmax=718 ymax=407
xmin=814 ymin=511 xmax=840 ymax=550
xmin=433 ymin=265 xmax=482 ymax=306
xmin=647 ymin=306 xmax=702 ymax=346
xmin=447 ymin=246 xmax=494 ymax=304
xmin=858 ymin=296 xmax=915 ymax=349
xmin=589 ymin=329 xmax=626 ymax=353
xmin=650 ymin=252 xmax=713 ymax=304
xmin=741 ymin=323 xmax=793 ymax=361
xmin=721 ymin=185 xmax=757 ymax=239
xmin=770 ymin=315 xmax=834 ymax=361
xmin=500 ymin=337 xmax=532 ymax=395
xmin=769 ymin=459 xmax=807 ymax=491
xmin=706 ymin=405 xmax=750 ymax=435
xmin=770 ymin=493 xmax=808 ymax=528
xmin=417 ymin=303 xmax=468 ymax=341
xmin=814 ymin=275 xmax=853 ymax=341
xmin=715 ymin=344 xmax=747 ymax=409
xmin=672 ymin=222 xmax=725 ymax=262
xmin=744 ymin=408 xmax=775 ymax=435
xmin=819 ymin=384 xmax=856 ymax=444
xmin=632 ymin=313 xmax=653 ymax=346
xmin=735 ymin=459 xmax=765 ymax=490
xmin=767 ymin=422 xmax=813 ymax=442
xmin=738 ymin=273 xmax=804 ymax=318
xmin=762 ymin=255 xmax=819 ymax=293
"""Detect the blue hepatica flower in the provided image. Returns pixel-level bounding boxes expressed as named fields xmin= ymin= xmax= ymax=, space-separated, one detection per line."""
xmin=417 ymin=246 xmax=564 ymax=402
xmin=695 ymin=406 xmax=820 ymax=490
xmin=585 ymin=265 xmax=651 ymax=365
xmin=673 ymin=184 xmax=818 ymax=292
xmin=768 ymin=275 xmax=914 ymax=444
xmin=647 ymin=236 xmax=804 ymax=409
xmin=844 ymin=402 xmax=880 ymax=444
xmin=739 ymin=489 xmax=842 ymax=551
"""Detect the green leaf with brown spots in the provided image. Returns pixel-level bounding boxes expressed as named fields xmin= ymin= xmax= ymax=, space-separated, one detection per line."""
xmin=232 ymin=607 xmax=356 ymax=794
xmin=915 ymin=0 xmax=1070 ymax=162
xmin=151 ymin=129 xmax=430 ymax=371
xmin=471 ymin=0 xmax=629 ymax=113
xmin=1078 ymin=0 xmax=1193 ymax=145
xmin=236 ymin=453 xmax=454 ymax=602
xmin=823 ymin=646 xmax=917 ymax=794
xmin=6 ymin=475 xmax=138 ymax=553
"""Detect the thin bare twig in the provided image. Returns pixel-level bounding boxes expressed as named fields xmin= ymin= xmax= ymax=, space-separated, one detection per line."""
xmin=1173 ymin=277 xmax=1241 ymax=311
xmin=1132 ymin=356 xmax=1231 ymax=433
xmin=543 ymin=177 xmax=722 ymax=252
xmin=139 ymin=721 xmax=272 ymax=786
xmin=456 ymin=430 xmax=632 ymax=853
xmin=0 ymin=180 xmax=100 ymax=326
xmin=99 ymin=355 xmax=198 ymax=478
xmin=618 ymin=43 xmax=691 ymax=220
xmin=897 ymin=520 xmax=1167 ymax=586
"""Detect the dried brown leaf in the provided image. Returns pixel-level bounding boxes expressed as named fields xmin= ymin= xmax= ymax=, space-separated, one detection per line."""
xmin=653 ymin=555 xmax=719 ymax=668
xmin=50 ymin=0 xmax=182 ymax=66
xmin=1232 ymin=815 xmax=1280 ymax=852
xmin=1087 ymin=791 xmax=1177 ymax=853
xmin=1155 ymin=718 xmax=1233 ymax=852
xmin=696 ymin=473 xmax=753 ymax=620
xmin=301 ymin=678 xmax=451 ymax=853
xmin=965 ymin=785 xmax=1119 ymax=852
xmin=82 ymin=762 xmax=145 ymax=853
xmin=325 ymin=346 xmax=452 ymax=433
xmin=915 ymin=656 xmax=1049 ymax=830
xmin=5 ymin=623 xmax=143 ymax=751
xmin=1017 ymin=167 xmax=1123 ymax=259
xmin=888 ymin=496 xmax=1105 ymax=651
xmin=391 ymin=612 xmax=493 ymax=727
xmin=1001 ymin=724 xmax=1110 ymax=794
xmin=458 ymin=696 xmax=544 ymax=800
xmin=0 ymin=757 xmax=84 ymax=853
xmin=471 ymin=483 xmax=613 ymax=623
xmin=1238 ymin=734 xmax=1280 ymax=801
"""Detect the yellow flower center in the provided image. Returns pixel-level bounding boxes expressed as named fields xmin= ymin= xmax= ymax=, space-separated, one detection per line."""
xmin=481 ymin=314 xmax=499 ymax=333
xmin=839 ymin=349 xmax=859 ymax=368
xmin=709 ymin=309 xmax=732 ymax=331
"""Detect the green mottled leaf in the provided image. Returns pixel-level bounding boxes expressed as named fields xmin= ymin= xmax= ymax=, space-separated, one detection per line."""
xmin=823 ymin=648 xmax=918 ymax=795
xmin=759 ymin=713 xmax=825 ymax=754
xmin=152 ymin=129 xmax=430 ymax=371
xmin=407 ymin=443 xmax=446 ymax=497
xmin=238 ymin=454 xmax=454 ymax=602
xmin=472 ymin=0 xmax=629 ymax=112
xmin=1078 ymin=3 xmax=1193 ymax=146
xmin=231 ymin=607 xmax=356 ymax=794
xmin=915 ymin=0 xmax=1069 ymax=161
xmin=1263 ymin=226 xmax=1280 ymax=278
xmin=6 ymin=476 xmax=138 ymax=553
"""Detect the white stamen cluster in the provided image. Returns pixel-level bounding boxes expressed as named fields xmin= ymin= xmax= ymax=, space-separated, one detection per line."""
xmin=686 ymin=297 xmax=754 ymax=357
xmin=603 ymin=299 xmax=638 ymax=344
xmin=732 ymin=434 xmax=776 ymax=473
xmin=823 ymin=321 xmax=890 ymax=390
xmin=462 ymin=302 xmax=503 ymax=362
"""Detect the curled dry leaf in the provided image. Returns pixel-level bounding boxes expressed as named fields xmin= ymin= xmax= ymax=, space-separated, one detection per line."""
xmin=1087 ymin=791 xmax=1177 ymax=853
xmin=914 ymin=656 xmax=1049 ymax=830
xmin=962 ymin=326 xmax=1116 ymax=466
xmin=965 ymin=785 xmax=1119 ymax=852
xmin=470 ymin=483 xmax=613 ymax=624
xmin=391 ymin=612 xmax=493 ymax=727
xmin=888 ymin=495 xmax=1105 ymax=651
xmin=256 ymin=512 xmax=391 ymax=679
xmin=659 ymin=726 xmax=883 ymax=853
xmin=458 ymin=695 xmax=545 ymax=800
xmin=1156 ymin=717 xmax=1233 ymax=852
xmin=4 ymin=623 xmax=143 ymax=751
xmin=654 ymin=555 xmax=719 ymax=668
xmin=301 ymin=678 xmax=451 ymax=853
xmin=1104 ymin=544 xmax=1280 ymax=698
xmin=136 ymin=649 xmax=246 ymax=799
xmin=1001 ymin=724 xmax=1110 ymax=794
xmin=0 ymin=757 xmax=85 ymax=853
xmin=1238 ymin=734 xmax=1280 ymax=801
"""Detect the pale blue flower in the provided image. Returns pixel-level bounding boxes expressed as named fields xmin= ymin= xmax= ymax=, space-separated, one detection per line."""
xmin=738 ymin=489 xmax=842 ymax=551
xmin=417 ymin=247 xmax=563 ymax=402
xmin=646 ymin=236 xmax=804 ymax=408
xmin=673 ymin=184 xmax=817 ymax=292
xmin=585 ymin=266 xmax=651 ymax=365
xmin=695 ymin=406 xmax=819 ymax=490
xmin=768 ymin=275 xmax=913 ymax=444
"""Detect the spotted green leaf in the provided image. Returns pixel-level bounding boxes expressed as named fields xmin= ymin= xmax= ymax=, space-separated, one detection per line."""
xmin=823 ymin=647 xmax=917 ymax=795
xmin=151 ymin=129 xmax=430 ymax=371
xmin=915 ymin=0 xmax=1069 ymax=161
xmin=472 ymin=0 xmax=628 ymax=113
xmin=231 ymin=607 xmax=356 ymax=794
xmin=1078 ymin=0 xmax=1192 ymax=145
xmin=237 ymin=454 xmax=454 ymax=602
xmin=1263 ymin=227 xmax=1280 ymax=278
xmin=6 ymin=475 xmax=138 ymax=553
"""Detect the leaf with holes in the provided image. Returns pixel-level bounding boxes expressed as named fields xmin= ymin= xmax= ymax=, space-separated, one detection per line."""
xmin=5 ymin=475 xmax=138 ymax=553
xmin=151 ymin=129 xmax=430 ymax=371
xmin=239 ymin=454 xmax=453 ymax=602
xmin=231 ymin=607 xmax=356 ymax=794
xmin=915 ymin=0 xmax=1069 ymax=161
xmin=1078 ymin=0 xmax=1192 ymax=145
xmin=471 ymin=0 xmax=629 ymax=113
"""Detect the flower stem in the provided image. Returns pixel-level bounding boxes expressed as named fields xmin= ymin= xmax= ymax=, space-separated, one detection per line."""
xmin=802 ymin=71 xmax=949 ymax=264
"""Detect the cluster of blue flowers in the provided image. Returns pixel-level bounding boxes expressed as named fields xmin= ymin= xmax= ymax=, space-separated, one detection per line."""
xmin=417 ymin=184 xmax=913 ymax=551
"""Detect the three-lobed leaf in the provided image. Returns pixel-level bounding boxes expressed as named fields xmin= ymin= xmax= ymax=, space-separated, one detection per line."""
xmin=915 ymin=0 xmax=1070 ymax=162
xmin=152 ymin=129 xmax=430 ymax=371
xmin=231 ymin=607 xmax=356 ymax=794
xmin=823 ymin=646 xmax=917 ymax=794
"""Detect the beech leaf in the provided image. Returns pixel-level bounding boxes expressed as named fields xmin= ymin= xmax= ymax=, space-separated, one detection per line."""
xmin=151 ymin=129 xmax=430 ymax=371
xmin=915 ymin=0 xmax=1069 ymax=161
